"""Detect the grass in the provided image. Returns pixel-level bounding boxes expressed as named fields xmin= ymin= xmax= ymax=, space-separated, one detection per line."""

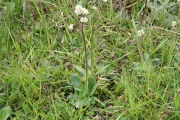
xmin=0 ymin=0 xmax=180 ymax=119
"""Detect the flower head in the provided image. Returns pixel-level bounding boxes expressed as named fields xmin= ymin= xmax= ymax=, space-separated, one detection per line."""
xmin=172 ymin=21 xmax=176 ymax=27
xmin=75 ymin=5 xmax=82 ymax=15
xmin=92 ymin=6 xmax=97 ymax=11
xmin=80 ymin=17 xmax=88 ymax=23
xmin=75 ymin=5 xmax=89 ymax=15
xmin=82 ymin=7 xmax=89 ymax=15
xmin=69 ymin=24 xmax=74 ymax=30
xmin=103 ymin=0 xmax=108 ymax=2
xmin=138 ymin=29 xmax=144 ymax=37
xmin=60 ymin=12 xmax=64 ymax=17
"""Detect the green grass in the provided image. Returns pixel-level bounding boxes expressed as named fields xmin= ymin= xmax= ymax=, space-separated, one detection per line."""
xmin=0 ymin=0 xmax=180 ymax=119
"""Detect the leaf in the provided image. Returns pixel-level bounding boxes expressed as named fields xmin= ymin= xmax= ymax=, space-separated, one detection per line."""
xmin=174 ymin=52 xmax=180 ymax=71
xmin=82 ymin=97 xmax=91 ymax=106
xmin=174 ymin=52 xmax=180 ymax=62
xmin=0 ymin=106 xmax=11 ymax=120
xmin=6 ymin=2 xmax=15 ymax=16
xmin=77 ymin=0 xmax=82 ymax=6
xmin=116 ymin=116 xmax=128 ymax=120
xmin=74 ymin=65 xmax=86 ymax=75
xmin=70 ymin=74 xmax=82 ymax=91
xmin=75 ymin=97 xmax=91 ymax=108
xmin=96 ymin=64 xmax=110 ymax=75
xmin=75 ymin=101 xmax=81 ymax=108
xmin=144 ymin=53 xmax=152 ymax=67
xmin=88 ymin=77 xmax=97 ymax=96
xmin=151 ymin=38 xmax=167 ymax=55
xmin=0 ymin=86 xmax=3 ymax=90
xmin=133 ymin=62 xmax=140 ymax=71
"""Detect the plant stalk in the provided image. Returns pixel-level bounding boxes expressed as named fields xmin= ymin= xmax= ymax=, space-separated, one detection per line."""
xmin=90 ymin=22 xmax=94 ymax=75
xmin=141 ymin=0 xmax=148 ymax=25
xmin=81 ymin=22 xmax=88 ymax=93
xmin=138 ymin=36 xmax=143 ymax=61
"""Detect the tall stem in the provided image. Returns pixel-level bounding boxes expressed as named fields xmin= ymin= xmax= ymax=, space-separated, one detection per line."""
xmin=141 ymin=0 xmax=148 ymax=25
xmin=90 ymin=22 xmax=94 ymax=75
xmin=138 ymin=37 xmax=143 ymax=62
xmin=81 ymin=22 xmax=88 ymax=93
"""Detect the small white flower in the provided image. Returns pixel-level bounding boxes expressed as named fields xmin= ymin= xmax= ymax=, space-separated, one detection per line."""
xmin=69 ymin=24 xmax=74 ymax=30
xmin=138 ymin=29 xmax=145 ymax=37
xmin=82 ymin=7 xmax=89 ymax=15
xmin=103 ymin=0 xmax=108 ymax=2
xmin=75 ymin=5 xmax=89 ymax=15
xmin=61 ymin=12 xmax=64 ymax=17
xmin=172 ymin=21 xmax=176 ymax=27
xmin=75 ymin=5 xmax=82 ymax=15
xmin=80 ymin=17 xmax=88 ymax=23
xmin=92 ymin=6 xmax=97 ymax=11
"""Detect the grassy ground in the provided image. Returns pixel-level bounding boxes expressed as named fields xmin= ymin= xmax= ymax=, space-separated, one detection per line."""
xmin=0 ymin=0 xmax=180 ymax=119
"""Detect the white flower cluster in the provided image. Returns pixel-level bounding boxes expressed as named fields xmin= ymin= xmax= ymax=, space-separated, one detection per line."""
xmin=75 ymin=5 xmax=89 ymax=16
xmin=172 ymin=21 xmax=176 ymax=27
xmin=80 ymin=17 xmax=88 ymax=23
xmin=69 ymin=5 xmax=89 ymax=30
xmin=138 ymin=29 xmax=145 ymax=37
xmin=75 ymin=5 xmax=89 ymax=23
xmin=103 ymin=0 xmax=108 ymax=2
xmin=92 ymin=6 xmax=97 ymax=11
xmin=69 ymin=24 xmax=74 ymax=30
